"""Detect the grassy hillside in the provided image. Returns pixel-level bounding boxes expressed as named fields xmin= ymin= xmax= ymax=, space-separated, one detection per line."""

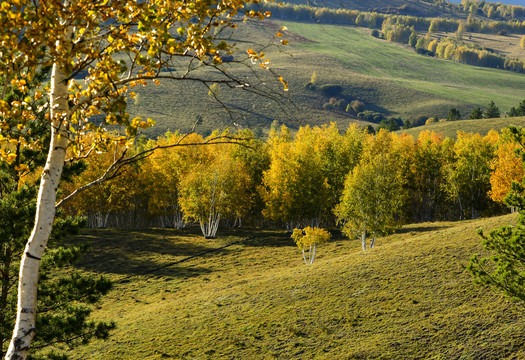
xmin=130 ymin=21 xmax=525 ymax=137
xmin=282 ymin=22 xmax=525 ymax=112
xmin=282 ymin=0 xmax=465 ymax=18
xmin=66 ymin=214 xmax=525 ymax=359
xmin=401 ymin=116 xmax=525 ymax=138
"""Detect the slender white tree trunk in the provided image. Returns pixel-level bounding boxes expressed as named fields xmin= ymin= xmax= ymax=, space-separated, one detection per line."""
xmin=174 ymin=209 xmax=185 ymax=229
xmin=370 ymin=234 xmax=376 ymax=249
xmin=200 ymin=212 xmax=220 ymax=238
xmin=361 ymin=230 xmax=367 ymax=251
xmin=310 ymin=244 xmax=317 ymax=264
xmin=103 ymin=212 xmax=110 ymax=229
xmin=6 ymin=61 xmax=69 ymax=360
xmin=301 ymin=249 xmax=308 ymax=265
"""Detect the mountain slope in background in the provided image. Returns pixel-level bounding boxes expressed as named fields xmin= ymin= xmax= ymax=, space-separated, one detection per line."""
xmin=130 ymin=21 xmax=525 ymax=137
xmin=449 ymin=0 xmax=524 ymax=5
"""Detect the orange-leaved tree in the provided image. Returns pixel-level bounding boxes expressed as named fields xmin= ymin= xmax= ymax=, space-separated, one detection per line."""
xmin=0 ymin=1 xmax=285 ymax=358
xmin=489 ymin=129 xmax=525 ymax=207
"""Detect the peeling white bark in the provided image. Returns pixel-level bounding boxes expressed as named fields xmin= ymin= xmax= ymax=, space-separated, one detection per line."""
xmin=6 ymin=61 xmax=69 ymax=360
xmin=200 ymin=213 xmax=220 ymax=238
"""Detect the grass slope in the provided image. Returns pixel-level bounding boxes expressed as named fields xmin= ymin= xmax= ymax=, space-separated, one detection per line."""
xmin=282 ymin=0 xmax=465 ymax=18
xmin=401 ymin=116 xmax=525 ymax=138
xmin=131 ymin=21 xmax=525 ymax=137
xmin=283 ymin=22 xmax=525 ymax=113
xmin=68 ymin=214 xmax=525 ymax=359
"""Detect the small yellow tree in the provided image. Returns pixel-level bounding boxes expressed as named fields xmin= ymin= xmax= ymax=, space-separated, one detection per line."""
xmin=291 ymin=227 xmax=331 ymax=265
xmin=428 ymin=39 xmax=439 ymax=53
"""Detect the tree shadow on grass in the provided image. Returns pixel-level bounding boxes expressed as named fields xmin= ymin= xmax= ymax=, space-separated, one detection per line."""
xmin=396 ymin=224 xmax=453 ymax=235
xmin=71 ymin=228 xmax=227 ymax=279
xmin=239 ymin=230 xmax=296 ymax=248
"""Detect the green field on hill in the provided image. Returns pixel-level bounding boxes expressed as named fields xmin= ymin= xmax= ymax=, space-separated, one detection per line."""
xmin=281 ymin=22 xmax=525 ymax=113
xmin=131 ymin=20 xmax=525 ymax=137
xmin=400 ymin=116 xmax=525 ymax=138
xmin=67 ymin=214 xmax=525 ymax=359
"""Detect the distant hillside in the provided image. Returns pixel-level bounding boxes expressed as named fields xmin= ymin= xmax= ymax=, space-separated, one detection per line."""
xmin=400 ymin=116 xmax=525 ymax=138
xmin=68 ymin=214 xmax=525 ymax=359
xmin=131 ymin=21 xmax=525 ymax=137
xmin=281 ymin=0 xmax=525 ymax=20
xmin=449 ymin=0 xmax=523 ymax=5
xmin=281 ymin=0 xmax=463 ymax=18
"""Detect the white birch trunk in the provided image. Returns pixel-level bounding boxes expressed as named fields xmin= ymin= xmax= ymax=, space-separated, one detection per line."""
xmin=310 ymin=244 xmax=317 ymax=264
xmin=6 ymin=61 xmax=69 ymax=360
xmin=370 ymin=234 xmax=376 ymax=249
xmin=301 ymin=249 xmax=308 ymax=265
xmin=200 ymin=212 xmax=220 ymax=239
xmin=103 ymin=212 xmax=110 ymax=229
xmin=361 ymin=230 xmax=367 ymax=251
xmin=174 ymin=210 xmax=185 ymax=229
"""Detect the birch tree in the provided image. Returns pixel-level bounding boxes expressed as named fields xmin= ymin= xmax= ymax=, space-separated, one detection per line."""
xmin=0 ymin=1 xmax=282 ymax=358
xmin=60 ymin=141 xmax=139 ymax=228
xmin=489 ymin=131 xmax=525 ymax=206
xmin=444 ymin=131 xmax=496 ymax=219
xmin=137 ymin=132 xmax=186 ymax=229
xmin=489 ymin=142 xmax=524 ymax=205
xmin=0 ymin=70 xmax=114 ymax=359
xmin=410 ymin=131 xmax=453 ymax=222
xmin=177 ymin=132 xmax=254 ymax=238
xmin=291 ymin=227 xmax=331 ymax=265
xmin=261 ymin=124 xmax=364 ymax=228
xmin=335 ymin=130 xmax=406 ymax=251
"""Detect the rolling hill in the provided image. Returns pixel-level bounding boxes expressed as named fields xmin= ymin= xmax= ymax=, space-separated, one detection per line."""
xmin=400 ymin=116 xmax=525 ymax=138
xmin=449 ymin=0 xmax=523 ymax=5
xmin=130 ymin=20 xmax=525 ymax=137
xmin=65 ymin=214 xmax=525 ymax=359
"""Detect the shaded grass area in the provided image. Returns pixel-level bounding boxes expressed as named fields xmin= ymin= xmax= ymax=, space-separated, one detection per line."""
xmin=68 ymin=214 xmax=525 ymax=359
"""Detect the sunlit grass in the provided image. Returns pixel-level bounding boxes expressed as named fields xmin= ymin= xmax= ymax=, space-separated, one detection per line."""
xmin=283 ymin=22 xmax=525 ymax=110
xmin=401 ymin=116 xmax=525 ymax=138
xmin=68 ymin=214 xmax=525 ymax=359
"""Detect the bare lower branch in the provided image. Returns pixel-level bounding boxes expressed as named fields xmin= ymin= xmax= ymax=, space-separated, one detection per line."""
xmin=55 ymin=150 xmax=128 ymax=209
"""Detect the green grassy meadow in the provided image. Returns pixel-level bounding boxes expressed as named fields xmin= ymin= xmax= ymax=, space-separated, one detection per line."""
xmin=66 ymin=214 xmax=525 ymax=359
xmin=130 ymin=20 xmax=525 ymax=137
xmin=400 ymin=116 xmax=525 ymax=138
xmin=282 ymin=22 xmax=525 ymax=112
